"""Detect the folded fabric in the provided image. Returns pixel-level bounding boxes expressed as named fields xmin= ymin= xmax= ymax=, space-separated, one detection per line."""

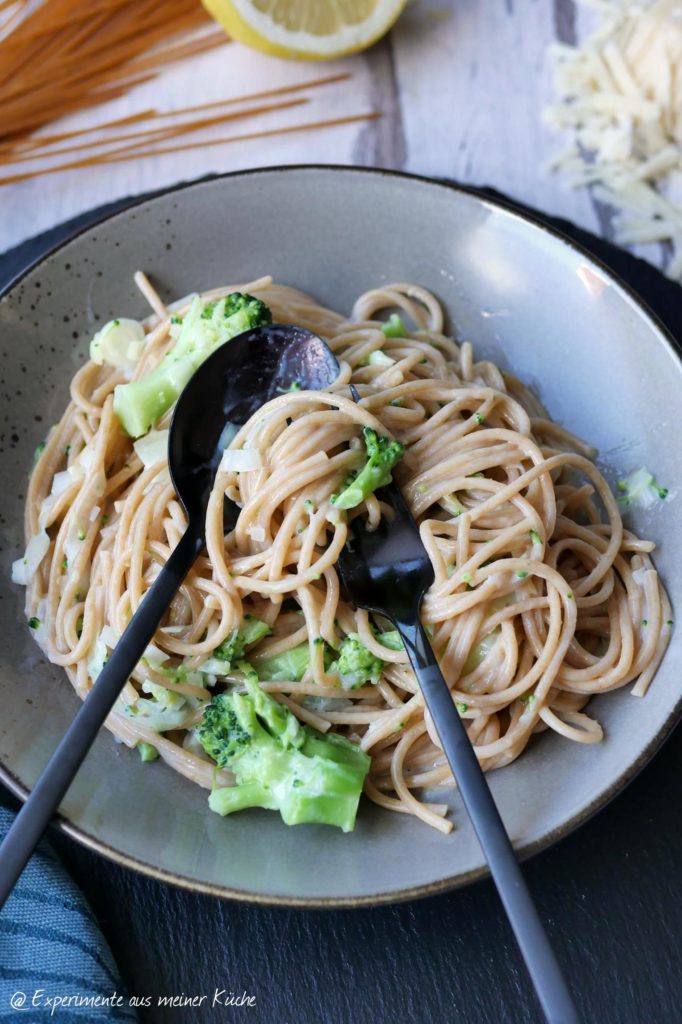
xmin=0 ymin=805 xmax=137 ymax=1023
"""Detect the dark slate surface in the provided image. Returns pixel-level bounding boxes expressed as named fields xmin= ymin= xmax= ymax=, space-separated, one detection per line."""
xmin=1 ymin=178 xmax=681 ymax=1024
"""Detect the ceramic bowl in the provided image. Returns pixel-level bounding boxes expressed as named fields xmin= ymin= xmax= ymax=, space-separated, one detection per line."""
xmin=1 ymin=167 xmax=680 ymax=905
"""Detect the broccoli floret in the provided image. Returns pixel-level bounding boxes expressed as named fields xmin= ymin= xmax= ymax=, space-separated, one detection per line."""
xmin=199 ymin=674 xmax=370 ymax=831
xmin=617 ymin=466 xmax=669 ymax=508
xmin=113 ymin=293 xmax=272 ymax=438
xmin=327 ymin=630 xmax=403 ymax=689
xmin=332 ymin=426 xmax=405 ymax=511
xmin=213 ymin=615 xmax=272 ymax=669
xmin=328 ymin=635 xmax=384 ymax=690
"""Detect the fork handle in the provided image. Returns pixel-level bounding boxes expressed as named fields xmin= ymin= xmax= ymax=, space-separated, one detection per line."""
xmin=0 ymin=518 xmax=206 ymax=912
xmin=396 ymin=617 xmax=580 ymax=1024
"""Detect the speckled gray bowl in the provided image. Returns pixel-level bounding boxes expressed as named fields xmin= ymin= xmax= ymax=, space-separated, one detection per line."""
xmin=1 ymin=167 xmax=680 ymax=906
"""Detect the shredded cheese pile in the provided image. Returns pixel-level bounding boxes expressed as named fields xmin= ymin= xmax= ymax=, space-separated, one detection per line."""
xmin=545 ymin=0 xmax=682 ymax=279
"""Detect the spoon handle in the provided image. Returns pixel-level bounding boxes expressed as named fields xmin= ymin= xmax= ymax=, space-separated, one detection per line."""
xmin=0 ymin=520 xmax=205 ymax=911
xmin=396 ymin=616 xmax=580 ymax=1024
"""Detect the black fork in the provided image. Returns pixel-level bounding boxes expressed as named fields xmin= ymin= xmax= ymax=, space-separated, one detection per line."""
xmin=336 ymin=392 xmax=579 ymax=1024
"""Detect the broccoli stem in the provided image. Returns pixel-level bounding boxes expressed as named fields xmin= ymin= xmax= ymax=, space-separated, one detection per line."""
xmin=209 ymin=781 xmax=278 ymax=815
xmin=113 ymin=293 xmax=272 ymax=438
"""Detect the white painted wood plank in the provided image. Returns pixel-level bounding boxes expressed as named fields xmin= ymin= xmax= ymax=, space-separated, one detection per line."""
xmin=1 ymin=43 xmax=379 ymax=251
xmin=391 ymin=0 xmax=602 ymax=234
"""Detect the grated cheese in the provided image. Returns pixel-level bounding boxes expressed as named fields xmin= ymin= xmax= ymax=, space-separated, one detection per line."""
xmin=545 ymin=0 xmax=682 ymax=279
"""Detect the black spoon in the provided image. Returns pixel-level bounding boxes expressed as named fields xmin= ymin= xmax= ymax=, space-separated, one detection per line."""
xmin=336 ymin=385 xmax=579 ymax=1024
xmin=0 ymin=324 xmax=339 ymax=911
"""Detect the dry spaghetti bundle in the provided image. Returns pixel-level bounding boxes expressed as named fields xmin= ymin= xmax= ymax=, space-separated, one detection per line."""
xmin=0 ymin=0 xmax=224 ymax=150
xmin=0 ymin=0 xmax=378 ymax=188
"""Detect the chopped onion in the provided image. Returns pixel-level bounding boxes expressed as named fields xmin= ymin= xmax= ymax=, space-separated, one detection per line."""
xmin=144 ymin=643 xmax=170 ymax=668
xmin=51 ymin=470 xmax=75 ymax=497
xmin=88 ymin=633 xmax=108 ymax=681
xmin=133 ymin=429 xmax=169 ymax=469
xmin=126 ymin=340 xmax=145 ymax=361
xmin=38 ymin=493 xmax=60 ymax=530
xmin=247 ymin=524 xmax=266 ymax=542
xmin=219 ymin=448 xmax=263 ymax=473
xmin=11 ymin=531 xmax=50 ymax=585
xmin=100 ymin=624 xmax=119 ymax=648
xmin=31 ymin=598 xmax=49 ymax=651
xmin=89 ymin=318 xmax=145 ymax=369
xmin=64 ymin=523 xmax=86 ymax=566
xmin=77 ymin=447 xmax=96 ymax=472
xmin=198 ymin=657 xmax=231 ymax=675
xmin=368 ymin=350 xmax=395 ymax=367
xmin=218 ymin=422 xmax=240 ymax=450
xmin=89 ymin=505 xmax=101 ymax=522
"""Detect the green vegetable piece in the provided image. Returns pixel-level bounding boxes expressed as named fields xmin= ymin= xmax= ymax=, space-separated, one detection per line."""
xmin=276 ymin=379 xmax=302 ymax=393
xmin=199 ymin=679 xmax=370 ymax=832
xmin=254 ymin=641 xmax=311 ymax=682
xmin=241 ymin=666 xmax=302 ymax=749
xmin=28 ymin=616 xmax=40 ymax=630
xmin=113 ymin=293 xmax=272 ymax=437
xmin=124 ymin=682 xmax=193 ymax=733
xmin=213 ymin=615 xmax=272 ymax=669
xmin=375 ymin=629 xmax=403 ymax=651
xmin=331 ymin=426 xmax=405 ymax=511
xmin=367 ymin=349 xmax=395 ymax=367
xmin=617 ymin=466 xmax=669 ymax=507
xmin=443 ymin=494 xmax=464 ymax=517
xmin=382 ymin=313 xmax=407 ymax=338
xmin=138 ymin=741 xmax=160 ymax=763
xmin=328 ymin=634 xmax=384 ymax=690
xmin=462 ymin=629 xmax=500 ymax=675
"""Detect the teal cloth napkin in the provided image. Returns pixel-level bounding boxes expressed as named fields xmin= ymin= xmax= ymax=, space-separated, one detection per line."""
xmin=0 ymin=806 xmax=137 ymax=1023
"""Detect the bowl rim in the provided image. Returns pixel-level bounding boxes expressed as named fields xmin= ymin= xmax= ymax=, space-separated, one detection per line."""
xmin=1 ymin=163 xmax=680 ymax=908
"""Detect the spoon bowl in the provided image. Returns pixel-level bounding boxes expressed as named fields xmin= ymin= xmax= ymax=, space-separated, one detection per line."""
xmin=169 ymin=324 xmax=339 ymax=520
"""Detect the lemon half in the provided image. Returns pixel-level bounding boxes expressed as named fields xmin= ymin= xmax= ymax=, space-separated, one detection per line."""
xmin=203 ymin=0 xmax=406 ymax=60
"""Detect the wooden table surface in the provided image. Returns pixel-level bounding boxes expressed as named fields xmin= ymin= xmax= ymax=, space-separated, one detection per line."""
xmin=3 ymin=4 xmax=681 ymax=1023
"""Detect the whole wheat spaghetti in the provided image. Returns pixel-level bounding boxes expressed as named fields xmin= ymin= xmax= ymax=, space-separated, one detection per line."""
xmin=16 ymin=276 xmax=672 ymax=833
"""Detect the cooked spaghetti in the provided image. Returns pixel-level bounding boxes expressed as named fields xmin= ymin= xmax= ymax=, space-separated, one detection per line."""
xmin=17 ymin=276 xmax=672 ymax=833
